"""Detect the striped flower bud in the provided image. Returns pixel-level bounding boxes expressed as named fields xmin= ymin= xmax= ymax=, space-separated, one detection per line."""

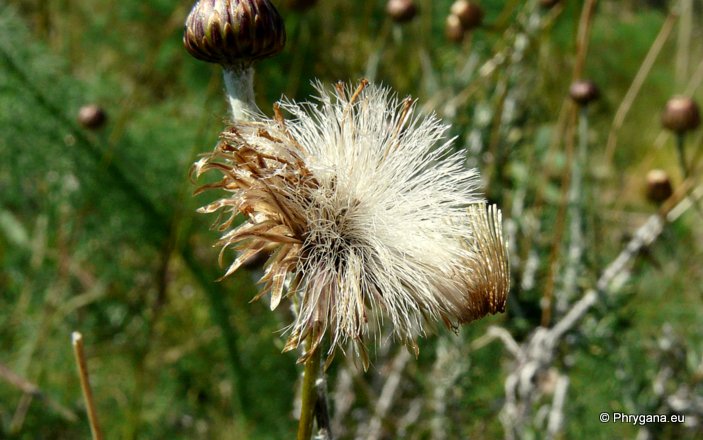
xmin=183 ymin=0 xmax=286 ymax=66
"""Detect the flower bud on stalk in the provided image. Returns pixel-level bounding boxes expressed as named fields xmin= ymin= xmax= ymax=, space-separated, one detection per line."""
xmin=386 ymin=0 xmax=418 ymax=24
xmin=77 ymin=104 xmax=107 ymax=130
xmin=445 ymin=14 xmax=464 ymax=44
xmin=450 ymin=0 xmax=484 ymax=31
xmin=183 ymin=0 xmax=286 ymax=120
xmin=661 ymin=96 xmax=700 ymax=178
xmin=645 ymin=169 xmax=673 ymax=204
xmin=569 ymin=80 xmax=600 ymax=107
xmin=661 ymin=96 xmax=700 ymax=134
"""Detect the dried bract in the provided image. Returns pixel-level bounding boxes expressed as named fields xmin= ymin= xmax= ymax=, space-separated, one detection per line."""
xmin=192 ymin=81 xmax=509 ymax=368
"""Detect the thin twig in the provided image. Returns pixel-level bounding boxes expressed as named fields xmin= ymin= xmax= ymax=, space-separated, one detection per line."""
xmin=365 ymin=349 xmax=411 ymax=440
xmin=71 ymin=332 xmax=103 ymax=440
xmin=604 ymin=13 xmax=677 ymax=163
xmin=0 ymin=363 xmax=77 ymax=422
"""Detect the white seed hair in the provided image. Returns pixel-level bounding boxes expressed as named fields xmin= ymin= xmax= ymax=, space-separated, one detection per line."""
xmin=194 ymin=81 xmax=509 ymax=368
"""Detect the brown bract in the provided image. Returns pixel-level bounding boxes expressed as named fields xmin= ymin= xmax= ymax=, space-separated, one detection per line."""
xmin=183 ymin=0 xmax=286 ymax=66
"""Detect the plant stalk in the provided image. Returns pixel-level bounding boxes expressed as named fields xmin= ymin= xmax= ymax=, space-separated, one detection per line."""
xmin=71 ymin=332 xmax=103 ymax=440
xmin=223 ymin=63 xmax=257 ymax=121
xmin=676 ymin=132 xmax=688 ymax=178
xmin=297 ymin=333 xmax=321 ymax=440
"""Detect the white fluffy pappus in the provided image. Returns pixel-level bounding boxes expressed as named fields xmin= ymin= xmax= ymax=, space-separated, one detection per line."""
xmin=193 ymin=80 xmax=509 ymax=369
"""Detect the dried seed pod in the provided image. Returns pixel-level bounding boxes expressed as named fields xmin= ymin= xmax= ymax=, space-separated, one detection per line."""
xmin=450 ymin=0 xmax=484 ymax=31
xmin=661 ymin=96 xmax=700 ymax=133
xmin=645 ymin=169 xmax=673 ymax=204
xmin=569 ymin=80 xmax=600 ymax=106
xmin=386 ymin=0 xmax=418 ymax=23
xmin=77 ymin=104 xmax=107 ymax=130
xmin=445 ymin=14 xmax=464 ymax=43
xmin=183 ymin=0 xmax=286 ymax=66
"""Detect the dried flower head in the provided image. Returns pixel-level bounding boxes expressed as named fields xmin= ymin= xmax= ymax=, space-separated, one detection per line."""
xmin=192 ymin=81 xmax=509 ymax=368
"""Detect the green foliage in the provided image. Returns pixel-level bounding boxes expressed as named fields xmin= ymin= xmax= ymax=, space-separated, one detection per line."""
xmin=1 ymin=1 xmax=702 ymax=439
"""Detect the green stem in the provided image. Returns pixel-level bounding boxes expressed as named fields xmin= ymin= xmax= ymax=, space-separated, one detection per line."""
xmin=297 ymin=334 xmax=321 ymax=440
xmin=676 ymin=132 xmax=688 ymax=179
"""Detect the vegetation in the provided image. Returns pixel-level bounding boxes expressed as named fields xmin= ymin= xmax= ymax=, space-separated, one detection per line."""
xmin=1 ymin=0 xmax=702 ymax=438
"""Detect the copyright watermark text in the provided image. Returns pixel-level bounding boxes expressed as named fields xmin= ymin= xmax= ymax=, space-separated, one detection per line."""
xmin=599 ymin=412 xmax=685 ymax=425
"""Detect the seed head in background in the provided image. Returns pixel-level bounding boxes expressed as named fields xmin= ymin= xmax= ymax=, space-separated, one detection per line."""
xmin=192 ymin=80 xmax=510 ymax=369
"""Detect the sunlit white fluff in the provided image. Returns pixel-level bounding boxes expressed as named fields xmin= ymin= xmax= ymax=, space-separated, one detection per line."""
xmin=193 ymin=81 xmax=509 ymax=368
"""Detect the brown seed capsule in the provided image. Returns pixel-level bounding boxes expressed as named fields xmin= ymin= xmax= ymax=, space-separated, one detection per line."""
xmin=183 ymin=0 xmax=286 ymax=66
xmin=569 ymin=80 xmax=600 ymax=106
xmin=645 ymin=169 xmax=673 ymax=204
xmin=445 ymin=14 xmax=464 ymax=43
xmin=661 ymin=96 xmax=701 ymax=133
xmin=77 ymin=104 xmax=107 ymax=130
xmin=386 ymin=0 xmax=418 ymax=23
xmin=285 ymin=0 xmax=317 ymax=11
xmin=450 ymin=0 xmax=484 ymax=31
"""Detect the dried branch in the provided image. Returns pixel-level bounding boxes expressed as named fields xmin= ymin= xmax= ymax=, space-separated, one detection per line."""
xmin=498 ymin=183 xmax=702 ymax=437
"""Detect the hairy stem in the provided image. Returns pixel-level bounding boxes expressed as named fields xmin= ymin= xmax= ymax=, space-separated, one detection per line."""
xmin=297 ymin=334 xmax=321 ymax=440
xmin=223 ymin=63 xmax=257 ymax=121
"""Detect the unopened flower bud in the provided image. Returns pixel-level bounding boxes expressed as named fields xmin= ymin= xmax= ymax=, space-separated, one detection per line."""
xmin=183 ymin=0 xmax=286 ymax=67
xmin=445 ymin=14 xmax=464 ymax=43
xmin=569 ymin=80 xmax=600 ymax=106
xmin=661 ymin=96 xmax=700 ymax=133
xmin=450 ymin=0 xmax=484 ymax=31
xmin=386 ymin=0 xmax=418 ymax=23
xmin=645 ymin=169 xmax=673 ymax=204
xmin=77 ymin=104 xmax=107 ymax=130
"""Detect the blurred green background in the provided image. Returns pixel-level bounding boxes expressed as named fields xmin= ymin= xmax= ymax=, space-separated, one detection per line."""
xmin=1 ymin=0 xmax=702 ymax=438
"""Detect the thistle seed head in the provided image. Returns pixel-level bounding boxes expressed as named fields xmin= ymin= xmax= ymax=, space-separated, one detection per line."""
xmin=183 ymin=0 xmax=286 ymax=67
xmin=192 ymin=81 xmax=509 ymax=368
xmin=661 ymin=96 xmax=700 ymax=133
